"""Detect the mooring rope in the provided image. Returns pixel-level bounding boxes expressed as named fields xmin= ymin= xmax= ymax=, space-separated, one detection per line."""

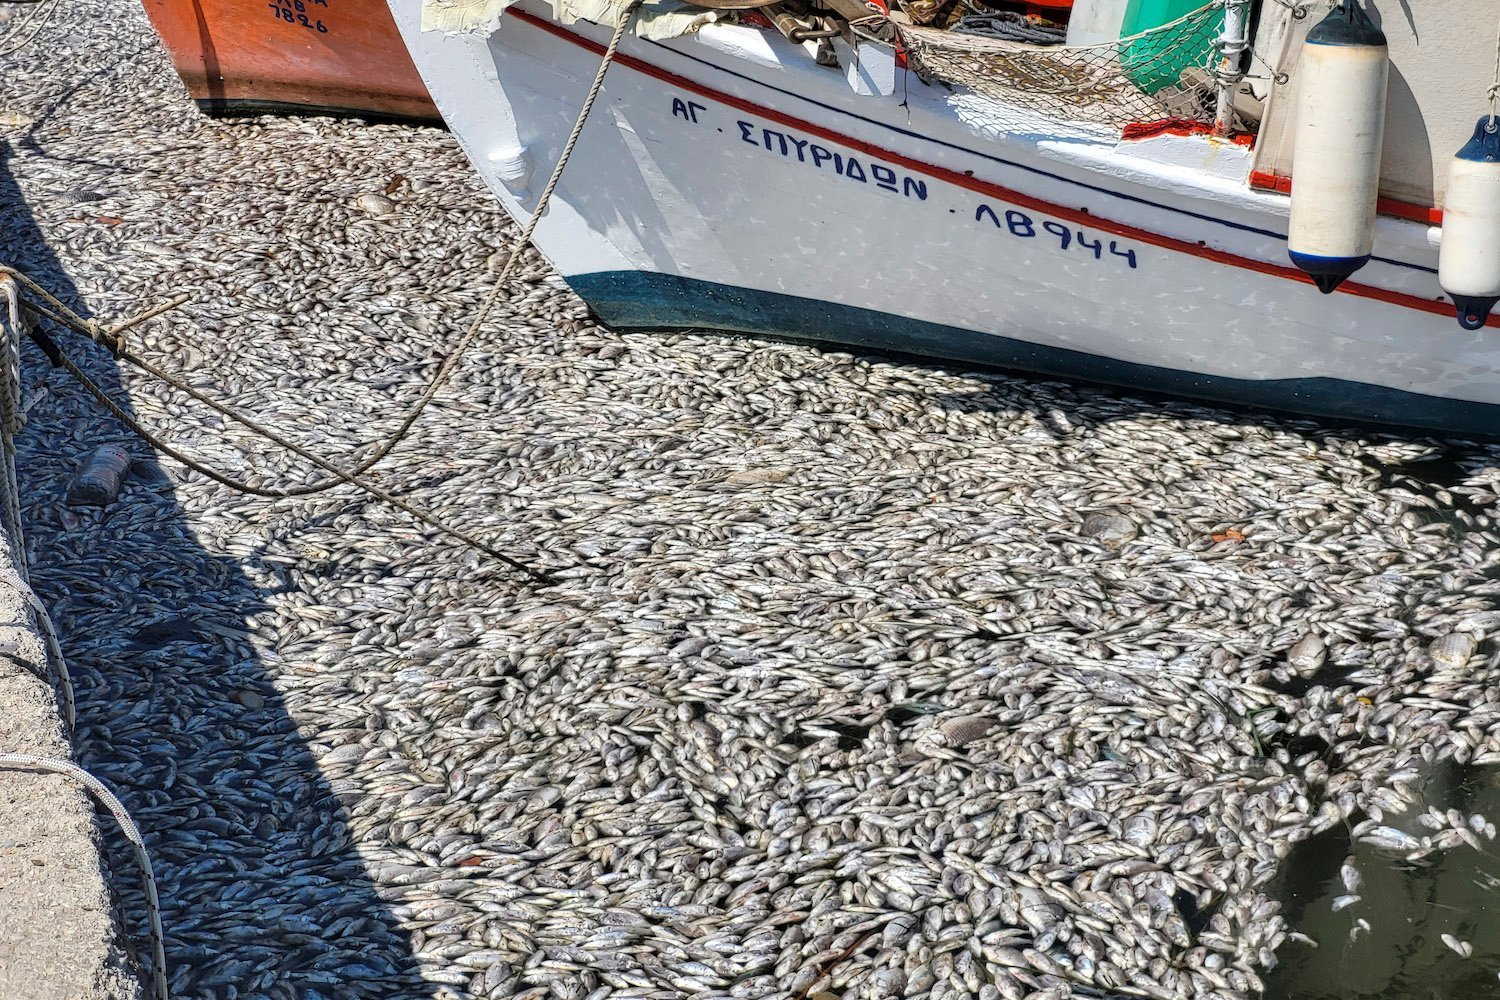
xmin=0 ymin=0 xmax=644 ymax=580
xmin=0 ymin=277 xmax=74 ymax=730
xmin=0 ymin=0 xmax=59 ymax=58
xmin=1489 ymin=7 xmax=1500 ymax=129
xmin=0 ymin=752 xmax=169 ymax=1000
xmin=0 ymin=18 xmax=645 ymax=1000
xmin=0 ymin=562 xmax=75 ymax=729
xmin=23 ymin=321 xmax=550 ymax=581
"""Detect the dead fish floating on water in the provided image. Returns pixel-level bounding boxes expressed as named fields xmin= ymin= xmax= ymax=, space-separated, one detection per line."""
xmin=15 ymin=6 xmax=1500 ymax=996
xmin=1360 ymin=826 xmax=1424 ymax=853
xmin=1441 ymin=933 xmax=1474 ymax=959
xmin=1340 ymin=856 xmax=1362 ymax=895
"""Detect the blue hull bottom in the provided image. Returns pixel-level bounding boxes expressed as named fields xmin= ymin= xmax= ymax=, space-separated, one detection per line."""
xmin=568 ymin=270 xmax=1500 ymax=439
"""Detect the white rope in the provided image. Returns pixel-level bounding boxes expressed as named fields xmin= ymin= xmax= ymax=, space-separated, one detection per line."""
xmin=0 ymin=0 xmax=60 ymax=59
xmin=0 ymin=563 xmax=74 ymax=727
xmin=0 ymin=278 xmax=73 ymax=731
xmin=0 ymin=753 xmax=168 ymax=1000
xmin=1489 ymin=7 xmax=1500 ymax=129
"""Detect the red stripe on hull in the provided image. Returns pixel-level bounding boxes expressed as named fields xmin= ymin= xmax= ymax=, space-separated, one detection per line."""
xmin=513 ymin=9 xmax=1485 ymax=328
xmin=1248 ymin=170 xmax=1445 ymax=228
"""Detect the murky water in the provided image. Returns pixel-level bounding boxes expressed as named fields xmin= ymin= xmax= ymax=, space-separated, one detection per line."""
xmin=1266 ymin=764 xmax=1500 ymax=999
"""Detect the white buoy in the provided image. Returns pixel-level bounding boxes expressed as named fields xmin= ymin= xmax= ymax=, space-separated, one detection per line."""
xmin=1439 ymin=117 xmax=1500 ymax=330
xmin=1287 ymin=1 xmax=1388 ymax=295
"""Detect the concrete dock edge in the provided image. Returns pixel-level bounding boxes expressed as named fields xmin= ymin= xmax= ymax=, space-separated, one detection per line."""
xmin=0 ymin=301 xmax=143 ymax=999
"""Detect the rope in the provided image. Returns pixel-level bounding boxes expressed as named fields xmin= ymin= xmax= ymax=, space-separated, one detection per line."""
xmin=0 ymin=0 xmax=645 ymax=580
xmin=267 ymin=0 xmax=642 ymax=491
xmin=1489 ymin=7 xmax=1500 ymax=129
xmin=35 ymin=329 xmax=549 ymax=582
xmin=0 ymin=278 xmax=74 ymax=730
xmin=0 ymin=562 xmax=75 ymax=729
xmin=0 ymin=752 xmax=168 ymax=1000
xmin=0 ymin=0 xmax=58 ymax=58
xmin=948 ymin=11 xmax=1065 ymax=43
xmin=1 ymin=275 xmax=30 ymax=550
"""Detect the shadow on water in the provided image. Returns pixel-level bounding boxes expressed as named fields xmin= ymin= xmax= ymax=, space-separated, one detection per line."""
xmin=1 ymin=142 xmax=429 ymax=998
xmin=696 ymin=324 xmax=1500 ymax=450
xmin=924 ymin=367 xmax=1500 ymax=451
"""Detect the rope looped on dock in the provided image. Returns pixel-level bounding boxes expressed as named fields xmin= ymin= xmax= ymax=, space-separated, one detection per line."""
xmin=0 ymin=276 xmax=75 ymax=731
xmin=0 ymin=752 xmax=169 ymax=1000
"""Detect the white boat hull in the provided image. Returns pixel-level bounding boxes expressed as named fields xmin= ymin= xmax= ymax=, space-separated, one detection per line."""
xmin=390 ymin=1 xmax=1500 ymax=434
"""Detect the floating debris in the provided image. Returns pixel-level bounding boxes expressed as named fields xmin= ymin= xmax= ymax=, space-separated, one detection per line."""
xmin=1430 ymin=631 xmax=1479 ymax=671
xmin=940 ymin=713 xmax=996 ymax=745
xmin=353 ymin=192 xmax=396 ymax=216
xmin=231 ymin=690 xmax=265 ymax=710
xmin=66 ymin=444 xmax=132 ymax=507
xmin=1078 ymin=511 xmax=1137 ymax=547
xmin=1287 ymin=633 xmax=1327 ymax=679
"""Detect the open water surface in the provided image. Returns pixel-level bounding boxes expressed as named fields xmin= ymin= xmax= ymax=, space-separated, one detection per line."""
xmin=1266 ymin=764 xmax=1500 ymax=1000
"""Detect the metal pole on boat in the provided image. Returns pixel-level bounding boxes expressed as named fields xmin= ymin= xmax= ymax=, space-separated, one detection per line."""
xmin=1213 ymin=0 xmax=1252 ymax=135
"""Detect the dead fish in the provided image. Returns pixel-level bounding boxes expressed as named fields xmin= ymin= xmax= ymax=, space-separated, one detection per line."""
xmin=1441 ymin=934 xmax=1473 ymax=959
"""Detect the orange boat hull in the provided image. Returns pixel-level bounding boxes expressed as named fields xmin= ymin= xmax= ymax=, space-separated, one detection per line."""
xmin=142 ymin=0 xmax=439 ymax=122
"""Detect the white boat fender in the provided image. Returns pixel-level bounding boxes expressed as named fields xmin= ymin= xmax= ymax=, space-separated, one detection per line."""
xmin=1286 ymin=1 xmax=1388 ymax=295
xmin=1439 ymin=117 xmax=1500 ymax=330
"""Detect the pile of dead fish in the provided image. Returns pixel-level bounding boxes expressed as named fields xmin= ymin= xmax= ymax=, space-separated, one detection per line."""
xmin=3 ymin=2 xmax=1500 ymax=999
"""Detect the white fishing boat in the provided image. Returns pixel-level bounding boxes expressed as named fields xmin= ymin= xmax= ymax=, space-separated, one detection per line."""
xmin=388 ymin=0 xmax=1500 ymax=435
